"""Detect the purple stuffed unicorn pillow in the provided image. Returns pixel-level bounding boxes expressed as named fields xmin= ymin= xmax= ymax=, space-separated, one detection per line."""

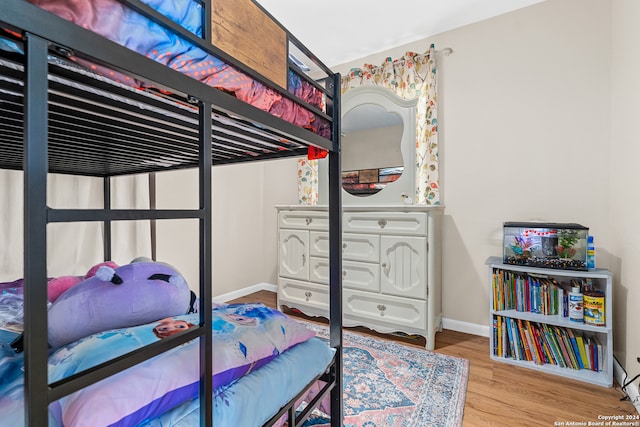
xmin=47 ymin=261 xmax=192 ymax=349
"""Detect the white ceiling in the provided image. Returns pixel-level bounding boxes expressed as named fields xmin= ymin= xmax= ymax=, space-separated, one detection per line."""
xmin=256 ymin=0 xmax=546 ymax=68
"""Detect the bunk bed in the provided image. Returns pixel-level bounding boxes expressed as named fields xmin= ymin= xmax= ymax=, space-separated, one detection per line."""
xmin=0 ymin=0 xmax=343 ymax=426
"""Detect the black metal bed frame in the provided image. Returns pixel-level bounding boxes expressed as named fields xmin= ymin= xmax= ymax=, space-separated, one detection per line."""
xmin=0 ymin=0 xmax=343 ymax=425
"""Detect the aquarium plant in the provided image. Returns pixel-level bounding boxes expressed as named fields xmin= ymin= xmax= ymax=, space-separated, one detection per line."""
xmin=557 ymin=230 xmax=578 ymax=259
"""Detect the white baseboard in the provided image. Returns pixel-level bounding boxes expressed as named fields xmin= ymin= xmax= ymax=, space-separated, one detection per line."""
xmin=614 ymin=357 xmax=640 ymax=414
xmin=442 ymin=317 xmax=491 ymax=337
xmin=213 ymin=282 xmax=277 ymax=304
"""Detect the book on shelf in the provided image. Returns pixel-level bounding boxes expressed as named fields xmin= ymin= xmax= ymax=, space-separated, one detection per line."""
xmin=558 ymin=328 xmax=583 ymax=369
xmin=529 ymin=320 xmax=548 ymax=365
xmin=492 ymin=268 xmax=561 ymax=315
xmin=492 ymin=315 xmax=603 ymax=372
xmin=542 ymin=323 xmax=566 ymax=368
xmin=585 ymin=335 xmax=602 ymax=372
xmin=523 ymin=320 xmax=541 ymax=364
xmin=543 ymin=324 xmax=563 ymax=367
xmin=516 ymin=318 xmax=532 ymax=361
xmin=575 ymin=334 xmax=590 ymax=370
xmin=533 ymin=322 xmax=554 ymax=364
xmin=493 ymin=268 xmax=610 ymax=327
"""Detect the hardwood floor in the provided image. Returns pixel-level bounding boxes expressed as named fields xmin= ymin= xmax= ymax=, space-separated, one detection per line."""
xmin=229 ymin=290 xmax=638 ymax=426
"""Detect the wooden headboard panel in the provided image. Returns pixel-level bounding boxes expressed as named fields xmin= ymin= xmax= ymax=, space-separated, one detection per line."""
xmin=212 ymin=0 xmax=288 ymax=89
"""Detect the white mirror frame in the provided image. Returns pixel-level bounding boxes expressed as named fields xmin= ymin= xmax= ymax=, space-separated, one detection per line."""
xmin=318 ymin=86 xmax=417 ymax=205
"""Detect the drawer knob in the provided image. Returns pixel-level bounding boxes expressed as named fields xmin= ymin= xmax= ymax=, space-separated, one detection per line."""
xmin=381 ymin=262 xmax=388 ymax=269
xmin=342 ymin=270 xmax=347 ymax=277
xmin=378 ymin=219 xmax=387 ymax=228
xmin=342 ymin=243 xmax=347 ymax=249
xmin=304 ymin=291 xmax=312 ymax=301
xmin=377 ymin=304 xmax=387 ymax=316
xmin=305 ymin=217 xmax=312 ymax=225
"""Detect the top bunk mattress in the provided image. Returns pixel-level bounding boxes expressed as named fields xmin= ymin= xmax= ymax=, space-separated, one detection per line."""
xmin=0 ymin=0 xmax=337 ymax=176
xmin=25 ymin=0 xmax=332 ymax=139
xmin=0 ymin=0 xmax=338 ymax=176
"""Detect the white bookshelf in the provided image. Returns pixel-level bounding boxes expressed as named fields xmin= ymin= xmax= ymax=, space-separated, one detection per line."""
xmin=489 ymin=260 xmax=613 ymax=387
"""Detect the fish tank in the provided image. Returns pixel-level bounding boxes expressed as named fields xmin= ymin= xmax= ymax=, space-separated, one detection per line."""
xmin=503 ymin=222 xmax=588 ymax=271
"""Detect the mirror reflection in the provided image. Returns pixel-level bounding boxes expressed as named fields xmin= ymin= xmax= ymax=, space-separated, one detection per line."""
xmin=341 ymin=104 xmax=404 ymax=196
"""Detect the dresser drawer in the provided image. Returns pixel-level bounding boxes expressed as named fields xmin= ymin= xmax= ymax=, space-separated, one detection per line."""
xmin=277 ymin=278 xmax=329 ymax=312
xmin=343 ymin=289 xmax=426 ymax=331
xmin=309 ymin=256 xmax=329 ymax=284
xmin=343 ymin=212 xmax=427 ymax=235
xmin=342 ymin=260 xmax=380 ymax=291
xmin=309 ymin=231 xmax=379 ymax=263
xmin=278 ymin=211 xmax=328 ymax=231
xmin=309 ymin=257 xmax=379 ymax=292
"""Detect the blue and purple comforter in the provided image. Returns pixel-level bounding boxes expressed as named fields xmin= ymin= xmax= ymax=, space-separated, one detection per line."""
xmin=0 ymin=302 xmax=333 ymax=426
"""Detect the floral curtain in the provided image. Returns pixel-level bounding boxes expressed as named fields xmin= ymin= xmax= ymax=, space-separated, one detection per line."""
xmin=297 ymin=158 xmax=318 ymax=205
xmin=297 ymin=45 xmax=440 ymax=205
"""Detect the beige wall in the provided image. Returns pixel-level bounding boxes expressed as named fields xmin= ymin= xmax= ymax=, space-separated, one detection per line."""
xmin=331 ymin=0 xmax=639 ymax=377
xmin=154 ymin=157 xmax=298 ymax=296
xmin=610 ymin=0 xmax=640 ymax=383
xmin=261 ymin=158 xmax=300 ymax=282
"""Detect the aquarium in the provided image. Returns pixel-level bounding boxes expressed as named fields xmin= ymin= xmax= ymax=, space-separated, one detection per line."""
xmin=503 ymin=222 xmax=589 ymax=271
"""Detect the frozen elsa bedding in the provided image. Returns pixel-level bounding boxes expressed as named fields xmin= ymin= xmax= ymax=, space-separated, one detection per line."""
xmin=0 ymin=298 xmax=334 ymax=426
xmin=22 ymin=0 xmax=330 ymax=139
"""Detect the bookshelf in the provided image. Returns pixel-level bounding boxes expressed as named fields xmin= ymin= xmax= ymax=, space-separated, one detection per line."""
xmin=489 ymin=259 xmax=613 ymax=387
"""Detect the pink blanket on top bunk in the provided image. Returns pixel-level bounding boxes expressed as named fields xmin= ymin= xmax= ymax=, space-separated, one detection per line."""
xmin=25 ymin=0 xmax=330 ymax=139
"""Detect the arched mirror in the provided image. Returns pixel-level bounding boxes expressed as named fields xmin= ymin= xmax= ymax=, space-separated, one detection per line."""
xmin=319 ymin=86 xmax=417 ymax=205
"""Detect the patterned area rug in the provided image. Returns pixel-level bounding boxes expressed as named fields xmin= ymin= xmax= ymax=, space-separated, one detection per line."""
xmin=300 ymin=321 xmax=469 ymax=427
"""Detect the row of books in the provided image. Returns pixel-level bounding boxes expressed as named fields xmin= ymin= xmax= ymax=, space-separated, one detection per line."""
xmin=492 ymin=315 xmax=603 ymax=371
xmin=492 ymin=268 xmax=592 ymax=316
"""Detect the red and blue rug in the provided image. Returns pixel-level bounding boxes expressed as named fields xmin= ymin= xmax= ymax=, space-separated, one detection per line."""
xmin=301 ymin=321 xmax=468 ymax=427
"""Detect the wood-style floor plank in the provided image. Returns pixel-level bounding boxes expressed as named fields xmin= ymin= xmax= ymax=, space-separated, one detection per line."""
xmin=228 ymin=290 xmax=638 ymax=426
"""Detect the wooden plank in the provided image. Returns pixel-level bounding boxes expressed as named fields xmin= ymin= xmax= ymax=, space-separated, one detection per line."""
xmin=212 ymin=0 xmax=287 ymax=89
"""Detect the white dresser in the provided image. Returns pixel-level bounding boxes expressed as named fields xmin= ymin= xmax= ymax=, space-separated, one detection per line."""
xmin=276 ymin=205 xmax=443 ymax=350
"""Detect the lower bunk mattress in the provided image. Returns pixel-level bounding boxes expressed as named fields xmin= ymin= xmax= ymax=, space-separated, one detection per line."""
xmin=0 ymin=303 xmax=334 ymax=427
